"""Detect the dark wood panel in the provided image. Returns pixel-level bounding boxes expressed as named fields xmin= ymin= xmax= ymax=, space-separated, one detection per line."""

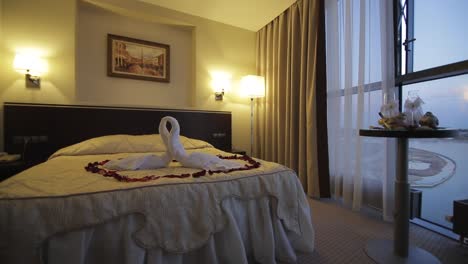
xmin=4 ymin=102 xmax=231 ymax=165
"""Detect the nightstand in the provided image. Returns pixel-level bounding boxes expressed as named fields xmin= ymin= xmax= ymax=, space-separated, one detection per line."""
xmin=231 ymin=149 xmax=247 ymax=156
xmin=0 ymin=160 xmax=26 ymax=181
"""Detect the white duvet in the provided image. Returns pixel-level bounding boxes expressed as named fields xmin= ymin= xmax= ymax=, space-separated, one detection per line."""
xmin=0 ymin=134 xmax=314 ymax=263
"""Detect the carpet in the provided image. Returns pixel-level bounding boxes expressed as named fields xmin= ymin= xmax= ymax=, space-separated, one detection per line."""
xmin=297 ymin=199 xmax=468 ymax=264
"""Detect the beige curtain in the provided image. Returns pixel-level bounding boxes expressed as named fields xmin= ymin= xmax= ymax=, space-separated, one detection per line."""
xmin=255 ymin=0 xmax=329 ymax=197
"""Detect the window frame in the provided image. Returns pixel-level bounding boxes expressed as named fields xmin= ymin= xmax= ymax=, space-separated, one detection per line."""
xmin=394 ymin=0 xmax=468 ymax=87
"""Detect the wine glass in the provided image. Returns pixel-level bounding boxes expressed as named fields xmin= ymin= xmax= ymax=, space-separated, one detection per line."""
xmin=407 ymin=90 xmax=419 ymax=101
xmin=406 ymin=90 xmax=421 ymax=127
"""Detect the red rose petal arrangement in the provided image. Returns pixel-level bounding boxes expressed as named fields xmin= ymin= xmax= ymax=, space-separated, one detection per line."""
xmin=85 ymin=154 xmax=261 ymax=182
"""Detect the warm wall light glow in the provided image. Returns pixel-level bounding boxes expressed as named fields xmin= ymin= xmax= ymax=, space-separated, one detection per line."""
xmin=240 ymin=75 xmax=265 ymax=98
xmin=210 ymin=71 xmax=232 ymax=93
xmin=13 ymin=54 xmax=48 ymax=75
xmin=464 ymin=88 xmax=468 ymax=101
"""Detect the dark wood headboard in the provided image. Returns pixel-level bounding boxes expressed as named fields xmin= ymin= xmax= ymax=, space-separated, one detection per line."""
xmin=4 ymin=102 xmax=231 ymax=165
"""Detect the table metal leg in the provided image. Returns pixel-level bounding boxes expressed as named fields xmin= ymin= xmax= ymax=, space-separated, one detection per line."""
xmin=395 ymin=138 xmax=409 ymax=257
xmin=365 ymin=138 xmax=440 ymax=263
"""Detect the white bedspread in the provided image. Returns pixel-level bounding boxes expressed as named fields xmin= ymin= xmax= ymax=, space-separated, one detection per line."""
xmin=0 ymin=135 xmax=314 ymax=264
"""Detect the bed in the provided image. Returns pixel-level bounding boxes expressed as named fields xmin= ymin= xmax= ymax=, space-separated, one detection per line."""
xmin=0 ymin=103 xmax=314 ymax=264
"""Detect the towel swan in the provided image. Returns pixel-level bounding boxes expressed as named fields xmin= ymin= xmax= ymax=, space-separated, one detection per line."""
xmin=102 ymin=120 xmax=173 ymax=171
xmin=160 ymin=116 xmax=242 ymax=171
xmin=103 ymin=116 xmax=241 ymax=171
xmin=103 ymin=153 xmax=171 ymax=171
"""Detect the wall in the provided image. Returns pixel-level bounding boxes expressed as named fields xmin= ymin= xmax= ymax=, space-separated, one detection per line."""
xmin=0 ymin=0 xmax=256 ymax=153
xmin=0 ymin=0 xmax=77 ymax=150
xmin=0 ymin=0 xmax=3 ymax=151
xmin=0 ymin=0 xmax=2 ymax=44
xmin=0 ymin=0 xmax=76 ymax=103
xmin=84 ymin=0 xmax=256 ymax=152
xmin=77 ymin=2 xmax=192 ymax=108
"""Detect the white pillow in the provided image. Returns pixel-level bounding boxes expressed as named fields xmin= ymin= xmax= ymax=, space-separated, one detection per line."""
xmin=49 ymin=134 xmax=213 ymax=159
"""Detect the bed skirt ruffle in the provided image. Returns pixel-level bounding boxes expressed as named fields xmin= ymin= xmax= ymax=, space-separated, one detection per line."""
xmin=40 ymin=196 xmax=313 ymax=264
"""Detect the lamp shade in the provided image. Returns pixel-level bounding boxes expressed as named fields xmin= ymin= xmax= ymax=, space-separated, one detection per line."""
xmin=13 ymin=54 xmax=48 ymax=75
xmin=240 ymin=75 xmax=265 ymax=98
xmin=211 ymin=71 xmax=232 ymax=93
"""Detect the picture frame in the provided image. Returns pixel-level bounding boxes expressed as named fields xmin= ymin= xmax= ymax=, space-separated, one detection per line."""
xmin=107 ymin=34 xmax=170 ymax=83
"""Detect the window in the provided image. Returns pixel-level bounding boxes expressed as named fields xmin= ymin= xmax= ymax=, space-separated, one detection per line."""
xmin=413 ymin=0 xmax=468 ymax=72
xmin=402 ymin=76 xmax=468 ymax=129
xmin=397 ymin=0 xmax=468 ymax=231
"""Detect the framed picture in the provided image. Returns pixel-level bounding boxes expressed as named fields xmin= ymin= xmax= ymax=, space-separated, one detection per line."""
xmin=107 ymin=34 xmax=170 ymax=82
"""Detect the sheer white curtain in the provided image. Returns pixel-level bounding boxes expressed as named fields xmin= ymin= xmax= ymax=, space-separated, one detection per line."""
xmin=325 ymin=0 xmax=397 ymax=220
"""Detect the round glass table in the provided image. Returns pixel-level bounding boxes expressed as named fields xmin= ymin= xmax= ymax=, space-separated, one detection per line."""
xmin=359 ymin=128 xmax=459 ymax=264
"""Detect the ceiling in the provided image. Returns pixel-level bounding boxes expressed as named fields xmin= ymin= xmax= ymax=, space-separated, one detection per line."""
xmin=139 ymin=0 xmax=297 ymax=31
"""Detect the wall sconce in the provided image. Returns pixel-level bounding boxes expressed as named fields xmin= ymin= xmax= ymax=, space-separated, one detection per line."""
xmin=13 ymin=54 xmax=48 ymax=88
xmin=214 ymin=89 xmax=225 ymax=101
xmin=211 ymin=71 xmax=232 ymax=101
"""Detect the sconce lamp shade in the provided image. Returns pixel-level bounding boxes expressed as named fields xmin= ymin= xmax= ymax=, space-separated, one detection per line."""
xmin=211 ymin=71 xmax=232 ymax=101
xmin=240 ymin=75 xmax=265 ymax=98
xmin=13 ymin=54 xmax=48 ymax=75
xmin=211 ymin=71 xmax=232 ymax=93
